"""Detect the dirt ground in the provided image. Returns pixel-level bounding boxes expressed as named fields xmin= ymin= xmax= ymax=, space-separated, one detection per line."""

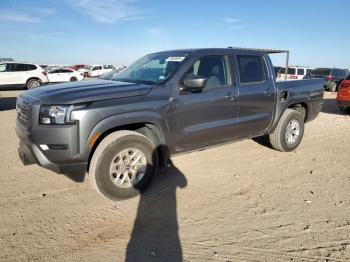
xmin=0 ymin=90 xmax=349 ymax=262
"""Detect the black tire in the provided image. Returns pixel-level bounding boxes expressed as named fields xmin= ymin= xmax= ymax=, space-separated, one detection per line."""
xmin=339 ymin=107 xmax=350 ymax=114
xmin=269 ymin=109 xmax=304 ymax=152
xmin=89 ymin=131 xmax=158 ymax=201
xmin=26 ymin=79 xmax=42 ymax=89
xmin=70 ymin=77 xmax=78 ymax=82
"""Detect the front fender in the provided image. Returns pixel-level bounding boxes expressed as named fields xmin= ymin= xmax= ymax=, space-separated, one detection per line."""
xmin=87 ymin=110 xmax=170 ymax=150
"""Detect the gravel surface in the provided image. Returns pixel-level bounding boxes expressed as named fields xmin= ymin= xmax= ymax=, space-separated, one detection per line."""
xmin=0 ymin=90 xmax=349 ymax=261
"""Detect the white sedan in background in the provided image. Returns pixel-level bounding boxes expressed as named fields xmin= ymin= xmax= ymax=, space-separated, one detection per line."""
xmin=46 ymin=68 xmax=84 ymax=83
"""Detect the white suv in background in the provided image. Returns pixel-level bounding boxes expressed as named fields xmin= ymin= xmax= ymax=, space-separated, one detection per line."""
xmin=277 ymin=66 xmax=312 ymax=81
xmin=0 ymin=62 xmax=48 ymax=89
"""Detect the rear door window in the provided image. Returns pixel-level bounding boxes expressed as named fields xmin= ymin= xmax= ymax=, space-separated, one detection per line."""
xmin=237 ymin=55 xmax=266 ymax=84
xmin=10 ymin=63 xmax=28 ymax=72
xmin=297 ymin=69 xmax=304 ymax=75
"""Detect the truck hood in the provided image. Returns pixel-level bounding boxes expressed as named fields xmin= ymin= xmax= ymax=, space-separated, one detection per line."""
xmin=24 ymin=79 xmax=152 ymax=104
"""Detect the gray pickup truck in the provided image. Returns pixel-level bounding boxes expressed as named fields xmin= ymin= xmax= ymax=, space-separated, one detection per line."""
xmin=16 ymin=48 xmax=324 ymax=200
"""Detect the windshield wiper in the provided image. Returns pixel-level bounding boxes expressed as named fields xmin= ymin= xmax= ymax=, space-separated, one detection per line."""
xmin=116 ymin=78 xmax=157 ymax=85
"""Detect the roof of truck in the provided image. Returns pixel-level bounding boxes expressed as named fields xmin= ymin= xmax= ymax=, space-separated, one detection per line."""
xmin=152 ymin=47 xmax=289 ymax=55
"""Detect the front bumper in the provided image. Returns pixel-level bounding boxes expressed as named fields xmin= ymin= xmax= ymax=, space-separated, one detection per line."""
xmin=15 ymin=94 xmax=91 ymax=175
xmin=17 ymin=137 xmax=88 ymax=174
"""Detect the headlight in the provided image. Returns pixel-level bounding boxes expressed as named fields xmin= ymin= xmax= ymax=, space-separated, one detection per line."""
xmin=39 ymin=104 xmax=88 ymax=125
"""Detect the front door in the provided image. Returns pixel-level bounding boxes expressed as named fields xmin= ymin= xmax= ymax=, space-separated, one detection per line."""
xmin=169 ymin=55 xmax=238 ymax=152
xmin=0 ymin=63 xmax=12 ymax=85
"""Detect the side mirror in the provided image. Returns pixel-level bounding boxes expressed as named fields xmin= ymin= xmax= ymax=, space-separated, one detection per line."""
xmin=181 ymin=78 xmax=207 ymax=93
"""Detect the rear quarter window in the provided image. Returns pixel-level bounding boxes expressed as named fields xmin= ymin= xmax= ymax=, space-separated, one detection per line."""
xmin=28 ymin=64 xmax=37 ymax=70
xmin=237 ymin=55 xmax=266 ymax=84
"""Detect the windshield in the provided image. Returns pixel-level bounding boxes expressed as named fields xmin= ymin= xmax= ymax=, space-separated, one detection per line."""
xmin=114 ymin=52 xmax=189 ymax=85
xmin=82 ymin=65 xmax=92 ymax=70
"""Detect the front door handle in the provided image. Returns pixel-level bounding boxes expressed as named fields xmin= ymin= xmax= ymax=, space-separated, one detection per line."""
xmin=225 ymin=93 xmax=238 ymax=102
xmin=225 ymin=93 xmax=232 ymax=99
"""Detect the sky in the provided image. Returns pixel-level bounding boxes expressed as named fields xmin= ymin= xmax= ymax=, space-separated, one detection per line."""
xmin=0 ymin=0 xmax=349 ymax=68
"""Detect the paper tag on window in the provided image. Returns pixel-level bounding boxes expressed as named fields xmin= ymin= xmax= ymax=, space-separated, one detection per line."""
xmin=166 ymin=57 xmax=186 ymax=62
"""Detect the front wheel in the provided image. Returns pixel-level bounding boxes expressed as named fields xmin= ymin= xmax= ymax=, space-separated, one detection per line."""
xmin=89 ymin=131 xmax=158 ymax=201
xmin=70 ymin=77 xmax=78 ymax=82
xmin=339 ymin=107 xmax=350 ymax=114
xmin=269 ymin=109 xmax=304 ymax=152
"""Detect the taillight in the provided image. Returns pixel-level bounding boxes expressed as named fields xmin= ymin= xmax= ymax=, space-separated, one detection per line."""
xmin=337 ymin=81 xmax=350 ymax=101
xmin=289 ymin=75 xmax=298 ymax=79
xmin=327 ymin=75 xmax=334 ymax=81
xmin=42 ymin=71 xmax=47 ymax=76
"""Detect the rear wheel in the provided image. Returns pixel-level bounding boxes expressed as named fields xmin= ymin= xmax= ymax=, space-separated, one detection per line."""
xmin=89 ymin=131 xmax=158 ymax=201
xmin=26 ymin=79 xmax=42 ymax=89
xmin=269 ymin=109 xmax=304 ymax=152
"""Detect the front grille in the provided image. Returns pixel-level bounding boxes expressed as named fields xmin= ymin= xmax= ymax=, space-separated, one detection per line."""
xmin=16 ymin=98 xmax=31 ymax=131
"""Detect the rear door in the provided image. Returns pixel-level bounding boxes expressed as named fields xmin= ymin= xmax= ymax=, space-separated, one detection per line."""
xmin=235 ymin=54 xmax=276 ymax=138
xmin=170 ymin=54 xmax=239 ymax=151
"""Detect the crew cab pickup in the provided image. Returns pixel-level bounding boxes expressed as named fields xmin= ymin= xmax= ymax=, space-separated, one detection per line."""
xmin=16 ymin=48 xmax=324 ymax=200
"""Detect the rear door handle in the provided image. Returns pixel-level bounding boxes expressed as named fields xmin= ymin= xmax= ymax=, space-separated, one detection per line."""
xmin=264 ymin=89 xmax=272 ymax=96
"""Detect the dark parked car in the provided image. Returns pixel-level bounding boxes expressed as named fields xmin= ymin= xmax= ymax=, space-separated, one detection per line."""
xmin=304 ymin=68 xmax=348 ymax=92
xmin=16 ymin=48 xmax=324 ymax=200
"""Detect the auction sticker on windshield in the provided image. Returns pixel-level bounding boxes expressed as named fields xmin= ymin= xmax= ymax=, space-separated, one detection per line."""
xmin=166 ymin=57 xmax=186 ymax=62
